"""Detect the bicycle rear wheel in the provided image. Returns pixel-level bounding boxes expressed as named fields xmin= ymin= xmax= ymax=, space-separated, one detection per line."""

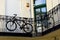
xmin=23 ymin=23 xmax=33 ymax=33
xmin=6 ymin=21 xmax=17 ymax=31
xmin=48 ymin=17 xmax=54 ymax=28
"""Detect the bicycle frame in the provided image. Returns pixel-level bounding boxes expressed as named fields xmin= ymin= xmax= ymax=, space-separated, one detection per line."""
xmin=10 ymin=17 xmax=27 ymax=29
xmin=15 ymin=20 xmax=25 ymax=29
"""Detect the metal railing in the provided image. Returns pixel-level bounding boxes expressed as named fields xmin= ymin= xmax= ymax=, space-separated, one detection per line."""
xmin=0 ymin=4 xmax=60 ymax=36
xmin=35 ymin=4 xmax=60 ymax=36
xmin=0 ymin=15 xmax=34 ymax=33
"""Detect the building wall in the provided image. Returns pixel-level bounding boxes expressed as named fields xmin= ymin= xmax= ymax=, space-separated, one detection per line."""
xmin=0 ymin=0 xmax=34 ymax=33
xmin=0 ymin=0 xmax=5 ymax=15
xmin=46 ymin=0 xmax=59 ymax=12
xmin=20 ymin=0 xmax=34 ymax=18
xmin=46 ymin=0 xmax=60 ymax=28
xmin=0 ymin=0 xmax=34 ymax=18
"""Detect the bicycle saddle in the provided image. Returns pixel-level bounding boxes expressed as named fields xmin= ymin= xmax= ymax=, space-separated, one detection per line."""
xmin=13 ymin=14 xmax=17 ymax=16
xmin=24 ymin=18 xmax=28 ymax=19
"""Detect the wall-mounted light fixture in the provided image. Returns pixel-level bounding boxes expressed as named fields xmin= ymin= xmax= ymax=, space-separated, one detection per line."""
xmin=26 ymin=3 xmax=29 ymax=7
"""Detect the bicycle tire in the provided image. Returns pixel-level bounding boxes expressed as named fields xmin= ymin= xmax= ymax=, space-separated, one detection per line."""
xmin=6 ymin=21 xmax=17 ymax=31
xmin=23 ymin=23 xmax=33 ymax=33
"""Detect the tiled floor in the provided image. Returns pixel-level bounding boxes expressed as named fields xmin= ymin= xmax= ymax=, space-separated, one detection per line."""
xmin=0 ymin=29 xmax=60 ymax=40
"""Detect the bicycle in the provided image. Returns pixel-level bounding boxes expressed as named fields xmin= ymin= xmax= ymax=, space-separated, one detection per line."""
xmin=41 ymin=13 xmax=55 ymax=29
xmin=6 ymin=14 xmax=33 ymax=33
xmin=45 ymin=13 xmax=55 ymax=28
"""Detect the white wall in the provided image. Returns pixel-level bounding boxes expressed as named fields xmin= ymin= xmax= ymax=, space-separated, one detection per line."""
xmin=46 ymin=0 xmax=59 ymax=12
xmin=5 ymin=0 xmax=21 ymax=17
xmin=46 ymin=0 xmax=60 ymax=27
xmin=0 ymin=0 xmax=34 ymax=33
xmin=0 ymin=0 xmax=5 ymax=32
xmin=0 ymin=0 xmax=34 ymax=18
xmin=0 ymin=0 xmax=5 ymax=15
xmin=19 ymin=0 xmax=34 ymax=18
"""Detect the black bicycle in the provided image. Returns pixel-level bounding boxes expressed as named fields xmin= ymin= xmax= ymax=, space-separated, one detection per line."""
xmin=6 ymin=14 xmax=33 ymax=33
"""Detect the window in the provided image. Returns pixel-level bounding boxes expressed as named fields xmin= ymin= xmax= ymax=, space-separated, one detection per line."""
xmin=35 ymin=0 xmax=46 ymax=5
xmin=36 ymin=9 xmax=40 ymax=12
xmin=41 ymin=7 xmax=46 ymax=12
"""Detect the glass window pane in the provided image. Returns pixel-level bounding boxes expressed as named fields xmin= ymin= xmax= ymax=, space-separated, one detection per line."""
xmin=35 ymin=0 xmax=46 ymax=5
xmin=41 ymin=7 xmax=46 ymax=12
xmin=36 ymin=9 xmax=40 ymax=12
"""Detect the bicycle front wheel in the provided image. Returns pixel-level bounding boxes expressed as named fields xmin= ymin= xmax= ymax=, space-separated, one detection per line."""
xmin=6 ymin=21 xmax=17 ymax=31
xmin=23 ymin=23 xmax=33 ymax=33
